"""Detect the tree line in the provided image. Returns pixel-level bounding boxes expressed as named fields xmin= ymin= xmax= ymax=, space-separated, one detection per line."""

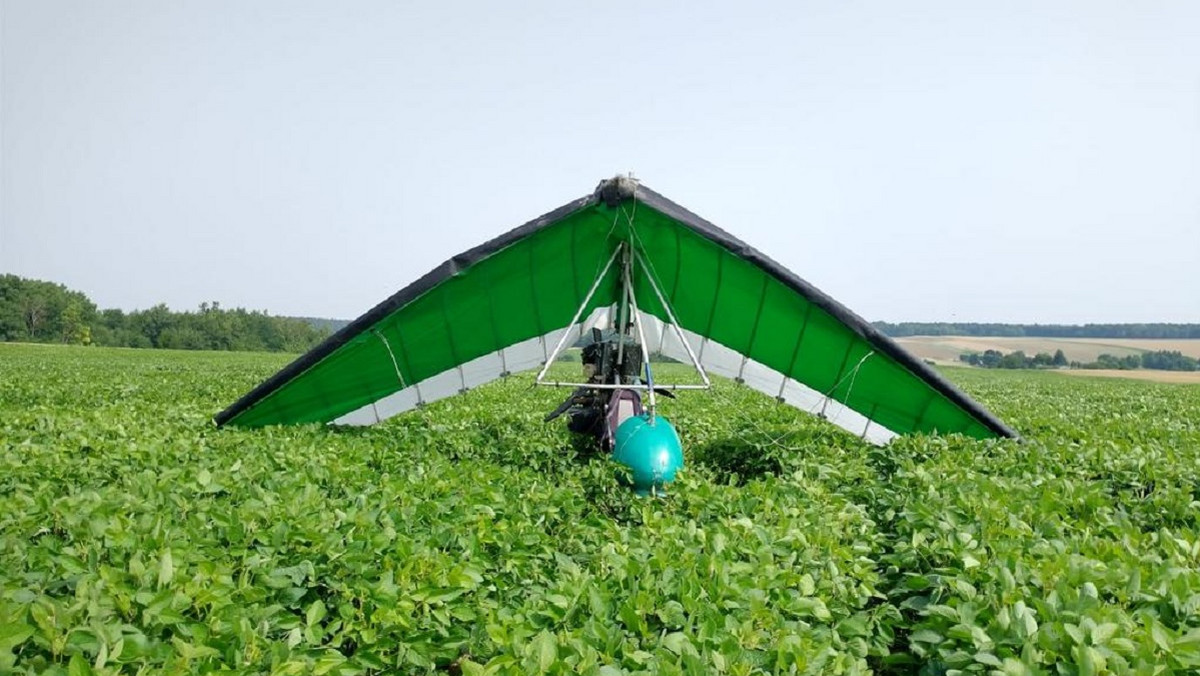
xmin=0 ymin=274 xmax=329 ymax=353
xmin=876 ymin=322 xmax=1200 ymax=339
xmin=960 ymin=349 xmax=1198 ymax=372
xmin=959 ymin=349 xmax=1069 ymax=369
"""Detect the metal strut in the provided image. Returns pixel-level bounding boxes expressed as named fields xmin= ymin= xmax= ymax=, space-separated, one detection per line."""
xmin=535 ymin=246 xmax=622 ymax=384
xmin=633 ymin=250 xmax=711 ymax=388
xmin=536 ymin=241 xmax=708 ymax=399
xmin=622 ymin=244 xmax=657 ymax=418
xmin=615 ymin=244 xmax=630 ymax=379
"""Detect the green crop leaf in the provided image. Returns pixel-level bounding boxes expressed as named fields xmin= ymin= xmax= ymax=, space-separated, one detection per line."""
xmin=0 ymin=622 xmax=34 ymax=652
xmin=657 ymin=601 xmax=686 ymax=629
xmin=662 ymin=632 xmax=689 ymax=656
xmin=1000 ymin=657 xmax=1033 ymax=676
xmin=157 ymin=549 xmax=174 ymax=588
xmin=1174 ymin=629 xmax=1200 ymax=666
xmin=1150 ymin=620 xmax=1173 ymax=652
xmin=1091 ymin=622 xmax=1118 ymax=645
xmin=305 ymin=600 xmax=328 ymax=644
xmin=1072 ymin=644 xmax=1100 ymax=676
xmin=313 ymin=650 xmax=347 ymax=675
xmin=798 ymin=574 xmax=816 ymax=596
xmin=93 ymin=641 xmax=108 ymax=670
xmin=837 ymin=615 xmax=869 ymax=638
xmin=794 ymin=597 xmax=831 ymax=621
xmin=974 ymin=651 xmax=1002 ymax=667
xmin=532 ymin=630 xmax=557 ymax=673
xmin=1021 ymin=612 xmax=1038 ymax=638
xmin=458 ymin=658 xmax=490 ymax=676
xmin=926 ymin=604 xmax=959 ymax=621
xmin=170 ymin=637 xmax=220 ymax=661
xmin=910 ymin=629 xmax=943 ymax=644
xmin=68 ymin=653 xmax=94 ymax=676
xmin=307 ymin=600 xmax=327 ymax=627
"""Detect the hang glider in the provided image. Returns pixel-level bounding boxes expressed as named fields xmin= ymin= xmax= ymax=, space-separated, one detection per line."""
xmin=216 ymin=177 xmax=1017 ymax=443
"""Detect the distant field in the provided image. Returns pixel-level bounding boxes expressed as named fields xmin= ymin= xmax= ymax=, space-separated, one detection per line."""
xmin=896 ymin=336 xmax=1200 ymax=365
xmin=1055 ymin=369 xmax=1200 ymax=384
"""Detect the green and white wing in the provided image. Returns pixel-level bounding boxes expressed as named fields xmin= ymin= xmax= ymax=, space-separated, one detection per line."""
xmin=217 ymin=178 xmax=1017 ymax=443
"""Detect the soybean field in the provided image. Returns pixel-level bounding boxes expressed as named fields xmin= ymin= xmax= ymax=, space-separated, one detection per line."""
xmin=2 ymin=344 xmax=1199 ymax=675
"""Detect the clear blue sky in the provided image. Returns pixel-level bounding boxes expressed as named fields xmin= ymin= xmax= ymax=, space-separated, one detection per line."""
xmin=2 ymin=1 xmax=1197 ymax=323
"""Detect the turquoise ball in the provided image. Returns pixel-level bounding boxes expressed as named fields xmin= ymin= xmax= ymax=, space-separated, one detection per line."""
xmin=612 ymin=414 xmax=684 ymax=495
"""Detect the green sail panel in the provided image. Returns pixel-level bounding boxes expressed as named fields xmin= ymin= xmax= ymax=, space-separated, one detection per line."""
xmin=216 ymin=178 xmax=1017 ymax=442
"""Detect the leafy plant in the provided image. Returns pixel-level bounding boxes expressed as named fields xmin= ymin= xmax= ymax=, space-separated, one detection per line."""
xmin=2 ymin=344 xmax=1198 ymax=674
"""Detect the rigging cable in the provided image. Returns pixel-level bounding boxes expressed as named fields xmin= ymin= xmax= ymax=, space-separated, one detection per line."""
xmin=372 ymin=329 xmax=407 ymax=390
xmin=628 ymin=220 xmax=883 ymax=447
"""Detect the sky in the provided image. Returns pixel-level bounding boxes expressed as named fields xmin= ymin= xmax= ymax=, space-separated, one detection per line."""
xmin=1 ymin=1 xmax=1197 ymax=324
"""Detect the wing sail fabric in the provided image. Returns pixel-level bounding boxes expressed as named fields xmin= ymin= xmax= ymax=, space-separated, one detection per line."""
xmin=216 ymin=178 xmax=1017 ymax=442
xmin=215 ymin=195 xmax=619 ymax=427
xmin=623 ymin=186 xmax=1016 ymax=440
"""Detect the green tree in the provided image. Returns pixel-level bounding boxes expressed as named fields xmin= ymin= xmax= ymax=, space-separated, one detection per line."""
xmin=998 ymin=350 xmax=1029 ymax=369
xmin=19 ymin=283 xmax=55 ymax=340
xmin=1141 ymin=350 xmax=1197 ymax=371
xmin=1 ymin=274 xmax=327 ymax=353
xmin=980 ymin=350 xmax=1003 ymax=368
xmin=0 ymin=275 xmax=29 ymax=340
xmin=60 ymin=298 xmax=86 ymax=344
xmin=130 ymin=304 xmax=175 ymax=347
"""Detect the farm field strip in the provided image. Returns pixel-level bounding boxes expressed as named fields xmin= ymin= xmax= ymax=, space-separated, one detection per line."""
xmin=2 ymin=344 xmax=1200 ymax=674
xmin=895 ymin=336 xmax=1200 ymax=365
xmin=1055 ymin=369 xmax=1200 ymax=385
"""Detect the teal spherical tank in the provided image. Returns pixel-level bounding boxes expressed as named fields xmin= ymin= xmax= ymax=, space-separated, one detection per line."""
xmin=612 ymin=414 xmax=684 ymax=495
